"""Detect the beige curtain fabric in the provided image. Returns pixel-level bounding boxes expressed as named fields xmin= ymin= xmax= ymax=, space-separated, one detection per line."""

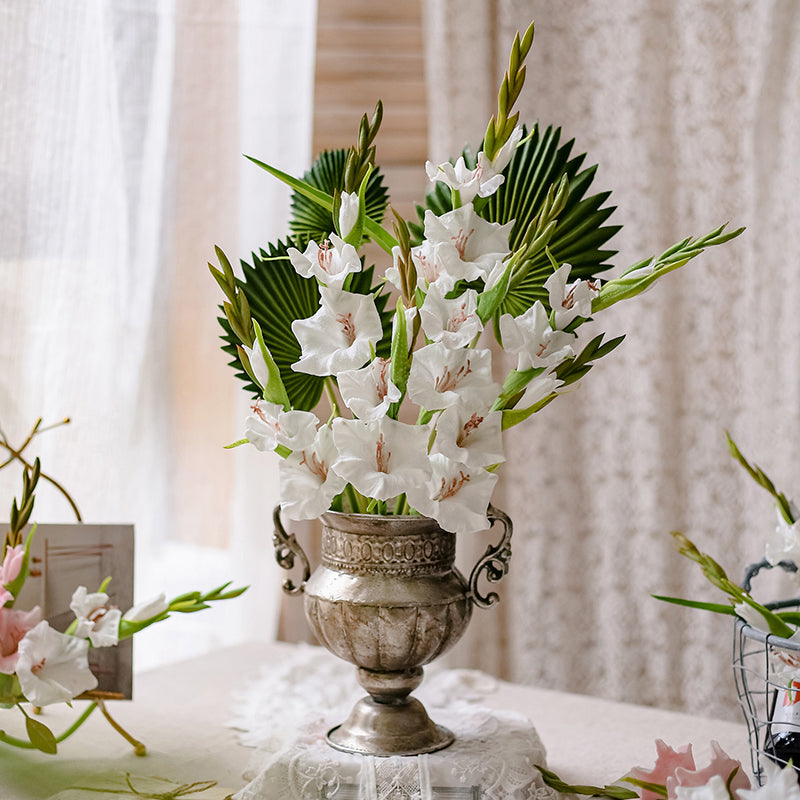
xmin=0 ymin=0 xmax=317 ymax=668
xmin=425 ymin=0 xmax=800 ymax=720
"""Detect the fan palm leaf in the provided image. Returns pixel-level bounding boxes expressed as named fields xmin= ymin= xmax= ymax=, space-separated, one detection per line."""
xmin=218 ymin=239 xmax=392 ymax=409
xmin=289 ymin=149 xmax=389 ymax=246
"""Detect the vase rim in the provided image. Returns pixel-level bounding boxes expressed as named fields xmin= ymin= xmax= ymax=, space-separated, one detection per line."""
xmin=320 ymin=510 xmax=448 ymax=536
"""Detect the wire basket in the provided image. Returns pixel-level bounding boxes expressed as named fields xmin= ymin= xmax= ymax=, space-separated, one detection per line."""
xmin=733 ymin=559 xmax=800 ymax=785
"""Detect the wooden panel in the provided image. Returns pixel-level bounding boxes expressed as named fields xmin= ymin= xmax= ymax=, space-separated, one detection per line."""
xmin=313 ymin=0 xmax=427 ymax=191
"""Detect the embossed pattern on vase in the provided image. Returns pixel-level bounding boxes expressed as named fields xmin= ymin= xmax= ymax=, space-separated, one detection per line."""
xmin=304 ymin=513 xmax=472 ymax=672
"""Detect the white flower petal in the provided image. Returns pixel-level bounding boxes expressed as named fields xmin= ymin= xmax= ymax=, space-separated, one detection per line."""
xmin=292 ymin=286 xmax=382 ymax=376
xmin=674 ymin=775 xmax=733 ymax=800
xmin=406 ymin=454 xmax=498 ymax=534
xmin=70 ymin=586 xmax=119 ymax=648
xmin=338 ymin=358 xmax=401 ymax=421
xmin=16 ymin=621 xmax=97 ymax=706
xmin=739 ymin=760 xmax=800 ymax=799
xmin=287 ymin=234 xmax=361 ymax=286
xmin=407 ymin=343 xmax=499 ymax=411
xmin=499 ymin=302 xmax=575 ymax=370
xmin=245 ymin=400 xmax=318 ymax=452
xmin=123 ymin=593 xmax=168 ymax=622
xmin=280 ymin=426 xmax=346 ymax=520
xmin=544 ymin=263 xmax=600 ymax=329
xmin=434 ymin=403 xmax=505 ymax=468
xmin=331 ymin=418 xmax=431 ymax=501
xmin=338 ymin=192 xmax=360 ymax=239
xmin=420 ymin=286 xmax=483 ymax=349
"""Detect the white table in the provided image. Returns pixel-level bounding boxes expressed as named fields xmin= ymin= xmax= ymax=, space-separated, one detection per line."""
xmin=0 ymin=641 xmax=750 ymax=799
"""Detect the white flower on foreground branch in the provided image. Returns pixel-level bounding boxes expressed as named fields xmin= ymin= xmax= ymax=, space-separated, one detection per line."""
xmin=16 ymin=621 xmax=97 ymax=706
xmin=292 ymin=286 xmax=382 ymax=376
xmin=70 ymin=586 xmax=121 ymax=648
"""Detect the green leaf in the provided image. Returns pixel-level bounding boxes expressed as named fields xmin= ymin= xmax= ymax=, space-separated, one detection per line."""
xmin=218 ymin=240 xmax=393 ymax=410
xmin=415 ymin=124 xmax=620 ymax=318
xmin=534 ymin=765 xmax=638 ymax=799
xmin=652 ymin=595 xmax=737 ymax=615
xmin=25 ymin=716 xmax=57 ymax=754
xmin=288 ymin=149 xmax=389 ymax=247
xmin=253 ymin=321 xmax=291 ymax=410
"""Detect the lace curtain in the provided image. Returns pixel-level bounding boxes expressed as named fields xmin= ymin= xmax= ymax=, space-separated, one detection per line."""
xmin=425 ymin=0 xmax=800 ymax=719
xmin=0 ymin=0 xmax=317 ymax=669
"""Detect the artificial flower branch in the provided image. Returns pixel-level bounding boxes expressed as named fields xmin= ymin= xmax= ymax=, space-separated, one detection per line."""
xmin=212 ymin=19 xmax=743 ymax=535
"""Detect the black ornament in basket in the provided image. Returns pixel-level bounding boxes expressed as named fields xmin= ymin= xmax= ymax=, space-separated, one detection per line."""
xmin=733 ymin=558 xmax=800 ymax=785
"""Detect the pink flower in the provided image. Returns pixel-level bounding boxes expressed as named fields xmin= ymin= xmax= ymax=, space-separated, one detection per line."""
xmin=0 ymin=606 xmax=42 ymax=674
xmin=628 ymin=740 xmax=750 ymax=800
xmin=628 ymin=740 xmax=696 ymax=800
xmin=0 ymin=545 xmax=24 ymax=586
xmin=667 ymin=741 xmax=750 ymax=798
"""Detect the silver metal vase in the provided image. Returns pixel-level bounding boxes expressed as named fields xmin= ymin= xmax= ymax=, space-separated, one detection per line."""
xmin=272 ymin=505 xmax=513 ymax=757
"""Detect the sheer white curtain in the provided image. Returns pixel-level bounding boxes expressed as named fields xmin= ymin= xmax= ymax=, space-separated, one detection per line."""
xmin=0 ymin=0 xmax=317 ymax=669
xmin=426 ymin=0 xmax=800 ymax=719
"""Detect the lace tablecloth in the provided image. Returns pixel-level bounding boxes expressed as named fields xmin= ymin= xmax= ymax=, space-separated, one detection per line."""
xmin=228 ymin=645 xmax=560 ymax=800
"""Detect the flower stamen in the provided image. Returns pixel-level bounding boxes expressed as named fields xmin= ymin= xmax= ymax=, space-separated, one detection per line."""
xmin=434 ymin=360 xmax=473 ymax=394
xmin=434 ymin=471 xmax=470 ymax=501
xmin=31 ymin=658 xmax=46 ymax=675
xmin=300 ymin=451 xmax=328 ymax=481
xmin=451 ymin=228 xmax=475 ymax=259
xmin=375 ymin=434 xmax=391 ymax=473
xmin=456 ymin=413 xmax=484 ymax=447
xmin=336 ymin=313 xmax=357 ymax=345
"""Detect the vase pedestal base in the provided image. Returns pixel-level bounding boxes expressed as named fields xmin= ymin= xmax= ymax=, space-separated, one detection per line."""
xmin=327 ymin=695 xmax=454 ymax=757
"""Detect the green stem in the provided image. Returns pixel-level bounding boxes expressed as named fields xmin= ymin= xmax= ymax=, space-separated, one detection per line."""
xmin=324 ymin=378 xmax=341 ymax=418
xmin=96 ymin=699 xmax=146 ymax=756
xmin=0 ymin=702 xmax=98 ymax=749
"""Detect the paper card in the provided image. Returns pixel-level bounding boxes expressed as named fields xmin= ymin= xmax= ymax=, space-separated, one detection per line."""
xmin=13 ymin=523 xmax=134 ymax=699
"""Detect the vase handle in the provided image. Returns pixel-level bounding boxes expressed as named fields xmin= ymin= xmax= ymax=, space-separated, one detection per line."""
xmin=468 ymin=504 xmax=513 ymax=609
xmin=272 ymin=505 xmax=311 ymax=595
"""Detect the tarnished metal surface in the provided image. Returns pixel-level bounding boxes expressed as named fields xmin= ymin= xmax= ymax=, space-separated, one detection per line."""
xmin=273 ymin=507 xmax=514 ymax=756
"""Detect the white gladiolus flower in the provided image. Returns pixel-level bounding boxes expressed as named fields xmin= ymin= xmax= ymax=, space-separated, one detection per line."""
xmin=245 ymin=400 xmax=318 ymax=452
xmin=739 ymin=759 xmax=800 ymax=799
xmin=409 ymin=239 xmax=479 ymax=293
xmin=338 ymin=191 xmax=360 ymax=239
xmin=766 ymin=507 xmax=800 ymax=566
xmin=424 ymin=156 xmax=505 ymax=203
xmin=288 ymin=233 xmax=362 ymax=286
xmin=519 ymin=372 xmax=564 ymax=408
xmin=280 ymin=425 xmax=346 ymax=520
xmin=434 ymin=403 xmax=505 ymax=468
xmin=674 ymin=775 xmax=733 ymax=800
xmin=420 ymin=286 xmax=483 ymax=349
xmin=425 ymin=126 xmax=523 ymax=203
xmin=70 ymin=586 xmax=121 ymax=648
xmin=476 ymin=126 xmax=524 ymax=182
xmin=544 ymin=263 xmax=601 ymax=329
xmin=242 ymin=341 xmax=271 ymax=392
xmin=407 ymin=343 xmax=499 ymax=411
xmin=16 ymin=621 xmax=98 ymax=706
xmin=338 ymin=358 xmax=401 ymax=421
xmin=123 ymin=593 xmax=169 ymax=622
xmin=499 ymin=301 xmax=575 ymax=371
xmin=407 ymin=454 xmax=498 ymax=534
xmin=422 ymin=206 xmax=512 ymax=283
xmin=331 ymin=418 xmax=431 ymax=502
xmin=292 ymin=286 xmax=382 ymax=376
